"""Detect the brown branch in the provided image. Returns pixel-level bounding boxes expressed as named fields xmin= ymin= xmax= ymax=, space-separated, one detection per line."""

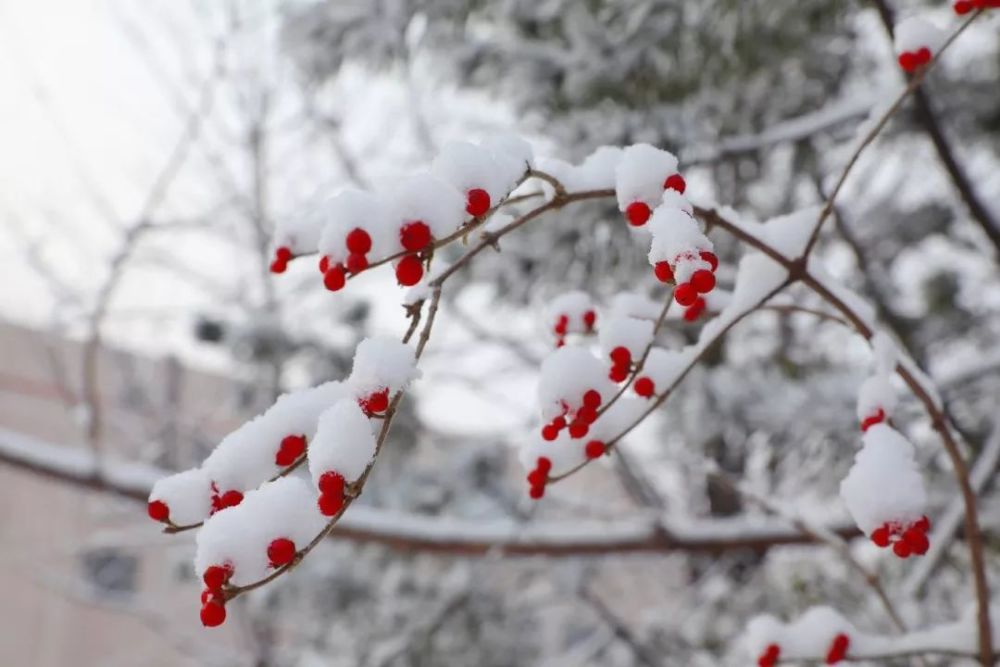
xmin=870 ymin=0 xmax=1000 ymax=256
xmin=801 ymin=9 xmax=985 ymax=258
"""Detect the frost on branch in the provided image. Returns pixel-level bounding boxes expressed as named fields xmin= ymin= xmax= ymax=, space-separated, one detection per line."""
xmin=840 ymin=424 xmax=929 ymax=558
xmin=895 ymin=16 xmax=944 ymax=73
xmin=538 ymin=145 xmax=622 ymax=191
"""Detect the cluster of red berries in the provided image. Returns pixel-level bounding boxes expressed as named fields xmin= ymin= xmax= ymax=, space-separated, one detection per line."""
xmin=955 ymin=0 xmax=1000 ymax=13
xmin=757 ymin=633 xmax=850 ymax=667
xmin=624 ymin=173 xmax=687 ymax=226
xmin=541 ymin=389 xmax=603 ymax=441
xmin=552 ymin=309 xmax=597 ymax=347
xmin=317 ymin=470 xmax=346 ymax=517
xmin=209 ymin=481 xmax=244 ymax=515
xmin=319 ymin=227 xmax=373 ymax=292
xmin=859 ymin=408 xmax=886 ymax=433
xmin=274 ymin=434 xmax=306 ymax=466
xmin=898 ymin=46 xmax=932 ymax=73
xmin=199 ymin=563 xmax=232 ymax=627
xmin=870 ymin=515 xmax=930 ymax=558
xmin=526 ymin=456 xmax=552 ymax=499
xmin=465 ymin=187 xmax=492 ymax=217
xmin=608 ymin=346 xmax=635 ymax=383
xmin=358 ymin=387 xmax=390 ymax=416
xmin=654 ymin=249 xmax=718 ymax=311
xmin=269 ymin=246 xmax=294 ymax=273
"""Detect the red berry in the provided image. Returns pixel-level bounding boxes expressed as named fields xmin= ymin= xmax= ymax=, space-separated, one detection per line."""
xmin=527 ymin=468 xmax=547 ymax=487
xmin=691 ymin=269 xmax=716 ymax=294
xmin=955 ymin=0 xmax=973 ymax=13
xmin=914 ymin=515 xmax=931 ymax=533
xmin=892 ymin=540 xmax=911 ymax=559
xmin=576 ymin=406 xmax=597 ymax=425
xmin=583 ymin=310 xmax=596 ymax=330
xmin=554 ymin=314 xmax=569 ymax=336
xmin=634 ymin=376 xmax=655 ymax=398
xmin=324 ymin=265 xmax=347 ymax=291
xmin=318 ymin=470 xmax=345 ymax=496
xmin=699 ymin=251 xmax=719 ymax=271
xmin=683 ymin=299 xmax=705 ymax=322
xmin=625 ymin=201 xmax=651 ymax=226
xmin=758 ymin=643 xmax=780 ymax=667
xmin=220 ymin=490 xmax=243 ymax=508
xmin=200 ymin=600 xmax=227 ymax=627
xmin=609 ymin=364 xmax=629 ymax=383
xmin=674 ymin=283 xmax=697 ymax=306
xmin=609 ymin=346 xmax=632 ymax=367
xmin=582 ymin=389 xmax=602 ymax=409
xmin=147 ymin=500 xmax=169 ymax=522
xmin=275 ymin=434 xmax=306 ymax=466
xmin=568 ymin=420 xmax=589 ymax=439
xmin=364 ymin=388 xmax=390 ymax=414
xmin=319 ymin=255 xmax=330 ymax=274
xmin=466 ymin=188 xmax=491 ymax=216
xmin=529 ymin=484 xmax=545 ymax=500
xmin=654 ymin=261 xmax=674 ymax=284
xmin=318 ymin=492 xmax=344 ymax=517
xmin=536 ymin=457 xmax=553 ymax=473
xmin=400 ymin=221 xmax=432 ymax=251
xmin=904 ymin=527 xmax=929 ymax=555
xmin=345 ymin=253 xmax=369 ymax=274
xmin=826 ymin=633 xmax=850 ymax=664
xmin=200 ymin=588 xmax=221 ymax=605
xmin=871 ymin=526 xmax=890 ymax=548
xmin=915 ymin=47 xmax=932 ymax=66
xmin=663 ymin=173 xmax=686 ymax=193
xmin=898 ymin=51 xmax=917 ymax=72
xmin=395 ymin=254 xmax=424 ymax=286
xmin=346 ymin=228 xmax=372 ymax=254
xmin=275 ymin=246 xmax=292 ymax=262
xmin=267 ymin=538 xmax=297 ymax=567
xmin=203 ymin=564 xmax=231 ymax=590
xmin=541 ymin=424 xmax=559 ymax=441
xmin=585 ymin=440 xmax=605 ymax=459
xmin=552 ymin=415 xmax=566 ymax=430
xmin=270 ymin=258 xmax=287 ymax=274
xmin=861 ymin=408 xmax=886 ymax=432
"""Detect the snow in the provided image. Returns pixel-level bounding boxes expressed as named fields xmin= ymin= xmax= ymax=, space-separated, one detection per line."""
xmin=537 ymin=145 xmax=623 ymax=192
xmin=614 ymin=143 xmax=679 ymax=212
xmin=308 ymin=398 xmax=378 ymax=484
xmin=840 ymin=424 xmax=927 ymax=536
xmin=609 ymin=292 xmax=663 ymax=321
xmin=856 ymin=374 xmax=897 ymax=422
xmin=481 ymin=133 xmax=533 ymax=191
xmin=431 ymin=141 xmax=508 ymax=205
xmin=317 ymin=189 xmax=394 ymax=264
xmin=202 ymin=381 xmax=351 ymax=493
xmin=695 ymin=253 xmax=787 ymax=349
xmin=870 ymin=331 xmax=898 ymax=376
xmin=149 ymin=468 xmax=213 ymax=526
xmin=547 ymin=291 xmax=595 ymax=335
xmin=637 ymin=347 xmax=692 ymax=392
xmin=348 ymin=336 xmax=420 ymax=396
xmin=895 ymin=16 xmax=945 ymax=54
xmin=388 ymin=172 xmax=466 ymax=242
xmin=598 ymin=314 xmax=654 ymax=360
xmin=194 ymin=476 xmax=326 ymax=587
xmin=647 ymin=206 xmax=713 ymax=282
xmin=273 ymin=207 xmax=324 ymax=256
xmin=537 ymin=346 xmax=614 ymax=421
xmin=781 ymin=606 xmax=854 ymax=659
xmin=758 ymin=206 xmax=822 ymax=259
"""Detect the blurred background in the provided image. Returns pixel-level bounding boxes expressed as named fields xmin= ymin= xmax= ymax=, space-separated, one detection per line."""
xmin=0 ymin=1 xmax=998 ymax=665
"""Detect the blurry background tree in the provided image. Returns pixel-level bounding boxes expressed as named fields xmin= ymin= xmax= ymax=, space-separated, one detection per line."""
xmin=0 ymin=0 xmax=998 ymax=665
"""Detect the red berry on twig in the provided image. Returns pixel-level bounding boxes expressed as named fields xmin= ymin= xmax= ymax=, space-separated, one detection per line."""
xmin=634 ymin=377 xmax=655 ymax=398
xmin=147 ymin=500 xmax=169 ymax=523
xmin=395 ymin=255 xmax=424 ymax=286
xmin=466 ymin=188 xmax=491 ymax=216
xmin=625 ymin=201 xmax=651 ymax=226
xmin=346 ymin=228 xmax=372 ymax=255
xmin=324 ymin=265 xmax=347 ymax=291
xmin=267 ymin=538 xmax=297 ymax=567
xmin=400 ymin=221 xmax=432 ymax=251
xmin=654 ymin=261 xmax=674 ymax=284
xmin=200 ymin=599 xmax=227 ymax=627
